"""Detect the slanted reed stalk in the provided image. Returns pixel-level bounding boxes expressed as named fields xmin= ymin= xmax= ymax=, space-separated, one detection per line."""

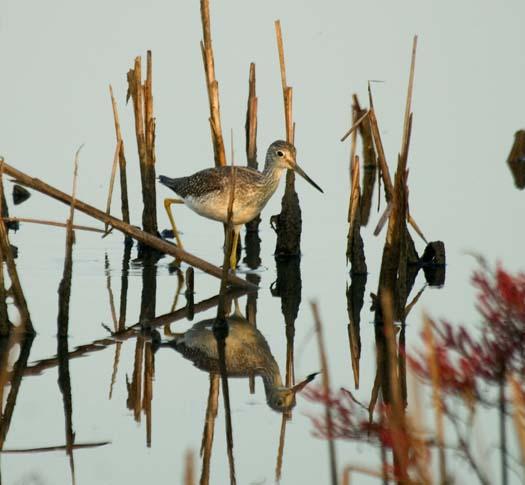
xmin=274 ymin=20 xmax=301 ymax=257
xmin=104 ymin=139 xmax=122 ymax=233
xmin=109 ymin=85 xmax=130 ymax=224
xmin=311 ymin=302 xmax=338 ymax=485
xmin=127 ymin=52 xmax=158 ymax=236
xmin=200 ymin=0 xmax=226 ymax=167
xmin=3 ymin=217 xmax=104 ymax=234
xmin=1 ymin=161 xmax=255 ymax=289
xmin=0 ymin=159 xmax=32 ymax=333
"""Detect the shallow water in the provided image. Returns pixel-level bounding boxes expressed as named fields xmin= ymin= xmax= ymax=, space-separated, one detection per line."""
xmin=1 ymin=1 xmax=525 ymax=484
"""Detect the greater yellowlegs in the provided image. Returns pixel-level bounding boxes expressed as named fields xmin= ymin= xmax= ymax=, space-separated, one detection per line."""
xmin=159 ymin=140 xmax=323 ymax=269
xmin=157 ymin=312 xmax=317 ymax=412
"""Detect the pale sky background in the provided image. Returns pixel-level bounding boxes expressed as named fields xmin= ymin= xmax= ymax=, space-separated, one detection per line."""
xmin=1 ymin=1 xmax=524 ymax=484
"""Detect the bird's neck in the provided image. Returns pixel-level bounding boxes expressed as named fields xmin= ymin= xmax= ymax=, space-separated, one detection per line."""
xmin=262 ymin=162 xmax=286 ymax=186
xmin=261 ymin=363 xmax=284 ymax=394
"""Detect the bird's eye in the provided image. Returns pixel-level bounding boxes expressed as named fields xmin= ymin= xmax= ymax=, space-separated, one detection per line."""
xmin=277 ymin=399 xmax=283 ymax=407
xmin=277 ymin=150 xmax=284 ymax=157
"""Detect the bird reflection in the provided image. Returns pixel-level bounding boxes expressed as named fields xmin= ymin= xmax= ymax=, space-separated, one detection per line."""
xmin=156 ymin=311 xmax=316 ymax=412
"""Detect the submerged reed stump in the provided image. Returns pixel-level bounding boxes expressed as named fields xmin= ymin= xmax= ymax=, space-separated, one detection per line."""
xmin=506 ymin=130 xmax=525 ymax=189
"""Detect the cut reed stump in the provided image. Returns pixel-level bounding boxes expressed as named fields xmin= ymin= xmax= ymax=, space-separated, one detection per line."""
xmin=506 ymin=130 xmax=525 ymax=189
xmin=1 ymin=162 xmax=256 ymax=290
xmin=273 ymin=20 xmax=302 ymax=257
xmin=127 ymin=52 xmax=158 ymax=236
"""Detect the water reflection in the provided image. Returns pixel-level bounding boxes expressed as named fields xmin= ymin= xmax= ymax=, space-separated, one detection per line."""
xmin=156 ymin=310 xmax=315 ymax=412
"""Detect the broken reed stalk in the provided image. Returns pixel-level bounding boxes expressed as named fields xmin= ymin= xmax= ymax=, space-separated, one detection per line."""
xmin=274 ymin=20 xmax=302 ymax=257
xmin=200 ymin=0 xmax=226 ymax=167
xmin=0 ymin=160 xmax=32 ymax=333
xmin=109 ymin=85 xmax=130 ymax=224
xmin=311 ymin=302 xmax=338 ymax=485
xmin=352 ymin=95 xmax=377 ymax=227
xmin=423 ymin=315 xmax=447 ymax=484
xmin=1 ymin=162 xmax=255 ymax=289
xmin=340 ymin=109 xmax=370 ymax=142
xmin=245 ymin=63 xmax=260 ymax=233
xmin=3 ymin=217 xmax=104 ymax=234
xmin=127 ymin=52 xmax=158 ymax=235
xmin=104 ymin=139 xmax=122 ymax=233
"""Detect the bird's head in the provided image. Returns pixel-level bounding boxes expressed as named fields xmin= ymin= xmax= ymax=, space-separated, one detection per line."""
xmin=266 ymin=140 xmax=323 ymax=193
xmin=267 ymin=372 xmax=319 ymax=412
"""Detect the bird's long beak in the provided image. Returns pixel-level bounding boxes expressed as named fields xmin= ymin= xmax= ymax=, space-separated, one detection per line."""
xmin=291 ymin=372 xmax=319 ymax=394
xmin=294 ymin=164 xmax=324 ymax=193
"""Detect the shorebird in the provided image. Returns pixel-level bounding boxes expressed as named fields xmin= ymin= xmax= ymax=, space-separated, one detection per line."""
xmin=156 ymin=312 xmax=317 ymax=412
xmin=159 ymin=140 xmax=323 ymax=269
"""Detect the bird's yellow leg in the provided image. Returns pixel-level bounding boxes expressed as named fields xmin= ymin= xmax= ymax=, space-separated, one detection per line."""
xmin=164 ymin=198 xmax=184 ymax=248
xmin=164 ymin=267 xmax=185 ymax=336
xmin=229 ymin=229 xmax=240 ymax=271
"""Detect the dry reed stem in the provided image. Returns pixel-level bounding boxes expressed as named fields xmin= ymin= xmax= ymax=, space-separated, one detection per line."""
xmin=348 ymin=156 xmax=360 ymax=226
xmin=275 ymin=414 xmax=287 ymax=482
xmin=342 ymin=464 xmax=395 ymax=484
xmin=184 ymin=449 xmax=196 ymax=485
xmin=508 ymin=374 xmax=525 ymax=467
xmin=407 ymin=213 xmax=427 ymax=244
xmin=200 ymin=374 xmax=220 ymax=485
xmin=1 ymin=162 xmax=255 ymax=289
xmin=3 ymin=217 xmax=104 ymax=234
xmin=127 ymin=54 xmax=158 ymax=234
xmin=340 ymin=110 xmax=370 ymax=142
xmin=245 ymin=63 xmax=258 ymax=167
xmin=0 ymin=442 xmax=109 ymax=454
xmin=104 ymin=139 xmax=122 ymax=233
xmin=311 ymin=302 xmax=338 ymax=485
xmin=109 ymin=85 xmax=130 ymax=223
xmin=275 ymin=21 xmax=294 ymax=143
xmin=424 ymin=314 xmax=447 ymax=484
xmin=214 ymin=161 xmax=237 ymax=485
xmin=401 ymin=36 xmax=418 ymax=161
xmin=0 ymin=159 xmax=32 ymax=332
xmin=368 ymin=107 xmax=394 ymax=201
xmin=373 ymin=203 xmax=392 ymax=236
xmin=380 ymin=291 xmax=409 ymax=480
xmin=200 ymin=0 xmax=226 ymax=167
